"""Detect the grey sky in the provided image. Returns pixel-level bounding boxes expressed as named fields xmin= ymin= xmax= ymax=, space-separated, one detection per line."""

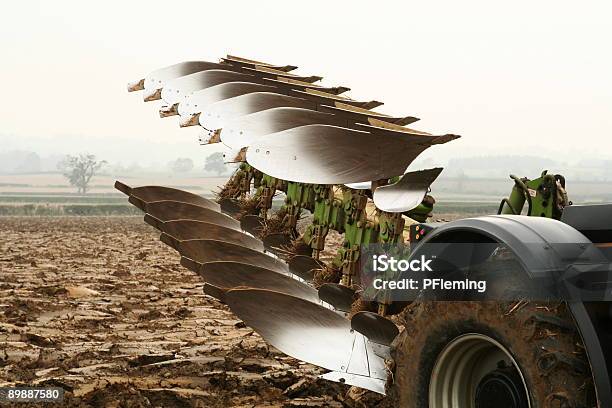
xmin=1 ymin=0 xmax=610 ymax=166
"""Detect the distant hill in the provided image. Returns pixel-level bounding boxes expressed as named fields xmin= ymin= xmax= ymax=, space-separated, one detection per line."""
xmin=0 ymin=150 xmax=65 ymax=174
xmin=444 ymin=155 xmax=560 ymax=178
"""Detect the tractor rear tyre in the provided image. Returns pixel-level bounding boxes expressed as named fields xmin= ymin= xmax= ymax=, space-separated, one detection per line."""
xmin=389 ymin=301 xmax=596 ymax=408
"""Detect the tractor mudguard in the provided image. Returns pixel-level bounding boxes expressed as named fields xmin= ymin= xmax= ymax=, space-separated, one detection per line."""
xmin=409 ymin=214 xmax=612 ymax=406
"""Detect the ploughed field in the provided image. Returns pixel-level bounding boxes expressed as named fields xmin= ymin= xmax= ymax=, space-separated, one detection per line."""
xmin=0 ymin=216 xmax=375 ymax=407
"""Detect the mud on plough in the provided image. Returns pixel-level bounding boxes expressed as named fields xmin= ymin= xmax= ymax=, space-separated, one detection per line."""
xmin=120 ymin=55 xmax=612 ymax=407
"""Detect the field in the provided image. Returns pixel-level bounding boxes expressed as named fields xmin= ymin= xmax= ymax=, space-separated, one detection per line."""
xmin=0 ymin=172 xmax=502 ymax=219
xmin=2 ymin=172 xmax=599 ymax=407
xmin=4 ymin=171 xmax=612 ymax=219
xmin=0 ymin=173 xmax=225 ymax=217
xmin=0 ymin=217 xmax=370 ymax=408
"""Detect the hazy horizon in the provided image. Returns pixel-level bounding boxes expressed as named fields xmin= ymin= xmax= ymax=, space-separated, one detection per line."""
xmin=1 ymin=1 xmax=611 ymax=168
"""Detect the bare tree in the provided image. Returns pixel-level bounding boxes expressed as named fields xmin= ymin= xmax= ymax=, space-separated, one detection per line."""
xmin=169 ymin=157 xmax=194 ymax=173
xmin=204 ymin=152 xmax=227 ymax=176
xmin=59 ymin=154 xmax=106 ymax=194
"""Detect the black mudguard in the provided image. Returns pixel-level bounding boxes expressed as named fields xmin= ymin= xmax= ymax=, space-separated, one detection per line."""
xmin=409 ymin=215 xmax=612 ymax=406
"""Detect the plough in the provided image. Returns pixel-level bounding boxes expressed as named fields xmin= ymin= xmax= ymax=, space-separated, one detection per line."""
xmin=119 ymin=54 xmax=612 ymax=407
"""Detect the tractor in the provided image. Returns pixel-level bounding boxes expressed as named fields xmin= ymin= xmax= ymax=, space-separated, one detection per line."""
xmin=119 ymin=55 xmax=611 ymax=407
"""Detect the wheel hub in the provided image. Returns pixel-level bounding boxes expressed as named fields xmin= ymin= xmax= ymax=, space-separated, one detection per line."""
xmin=428 ymin=333 xmax=530 ymax=408
xmin=475 ymin=364 xmax=529 ymax=408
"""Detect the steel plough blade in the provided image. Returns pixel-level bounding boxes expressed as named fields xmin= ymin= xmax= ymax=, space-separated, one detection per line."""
xmin=318 ymin=283 xmax=356 ymax=313
xmin=351 ymin=311 xmax=399 ymax=347
xmin=246 ymin=124 xmax=459 ymax=184
xmin=288 ymin=255 xmax=324 ymax=282
xmin=200 ymin=90 xmax=386 ymax=131
xmin=136 ymin=61 xmax=228 ymax=100
xmin=115 ymin=181 xmax=219 ymax=212
xmin=200 ymin=92 xmax=317 ymax=131
xmin=203 ymin=283 xmax=225 ymax=299
xmin=177 ymin=82 xmax=277 ymax=120
xmin=176 ymin=239 xmax=288 ymax=274
xmin=134 ymin=58 xmax=315 ymax=101
xmin=135 ymin=200 xmax=240 ymax=231
xmin=220 ymin=106 xmax=421 ymax=151
xmin=159 ymin=219 xmax=263 ymax=250
xmin=372 ymin=167 xmax=444 ymax=213
xmin=157 ymin=222 xmax=263 ymax=253
xmin=161 ymin=70 xmax=256 ymax=105
xmin=240 ymin=215 xmax=265 ymax=235
xmin=162 ymin=68 xmax=340 ymax=108
xmin=221 ymin=108 xmax=347 ymax=150
xmin=197 ymin=261 xmax=320 ymax=303
xmin=224 ymin=288 xmax=388 ymax=393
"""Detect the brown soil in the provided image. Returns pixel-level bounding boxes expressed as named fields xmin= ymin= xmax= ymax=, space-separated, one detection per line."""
xmin=0 ymin=217 xmax=352 ymax=407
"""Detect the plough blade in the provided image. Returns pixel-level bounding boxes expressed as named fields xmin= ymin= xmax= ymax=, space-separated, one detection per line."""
xmin=136 ymin=61 xmax=228 ymax=101
xmin=135 ymin=200 xmax=240 ymax=231
xmin=197 ymin=261 xmax=320 ymax=303
xmin=318 ymin=283 xmax=356 ymax=313
xmin=132 ymin=58 xmax=313 ymax=101
xmin=372 ymin=167 xmax=444 ymax=213
xmin=162 ymin=68 xmax=347 ymax=108
xmin=161 ymin=70 xmax=256 ymax=106
xmin=115 ymin=181 xmax=219 ymax=212
xmin=221 ymin=106 xmax=426 ymax=149
xmin=143 ymin=214 xmax=164 ymax=230
xmin=158 ymin=232 xmax=182 ymax=250
xmin=203 ymin=283 xmax=225 ymax=299
xmin=177 ymin=240 xmax=289 ymax=274
xmin=350 ymin=311 xmax=399 ymax=347
xmin=199 ymin=89 xmax=390 ymax=132
xmin=240 ymin=215 xmax=265 ymax=235
xmin=246 ymin=124 xmax=458 ymax=184
xmin=177 ymin=82 xmax=276 ymax=119
xmin=288 ymin=255 xmax=325 ymax=282
xmin=199 ymin=92 xmax=317 ymax=131
xmin=158 ymin=220 xmax=263 ymax=251
xmin=163 ymin=233 xmax=263 ymax=259
xmin=224 ymin=288 xmax=387 ymax=383
xmin=221 ymin=108 xmax=346 ymax=150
